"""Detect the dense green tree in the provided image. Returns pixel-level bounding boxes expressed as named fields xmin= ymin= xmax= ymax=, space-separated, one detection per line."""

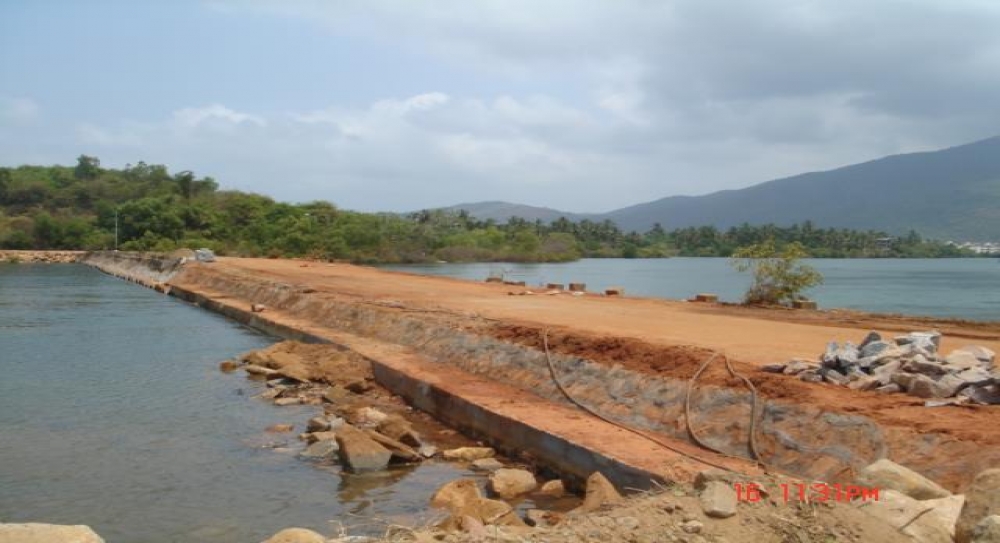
xmin=74 ymin=155 xmax=101 ymax=180
xmin=0 ymin=156 xmax=980 ymax=261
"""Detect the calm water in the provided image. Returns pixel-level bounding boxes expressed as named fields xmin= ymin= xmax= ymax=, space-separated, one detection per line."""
xmin=0 ymin=264 xmax=476 ymax=542
xmin=383 ymin=258 xmax=1000 ymax=322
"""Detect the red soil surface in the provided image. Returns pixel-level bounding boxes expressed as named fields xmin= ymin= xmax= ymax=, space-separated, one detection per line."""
xmin=203 ymin=258 xmax=1000 ymax=489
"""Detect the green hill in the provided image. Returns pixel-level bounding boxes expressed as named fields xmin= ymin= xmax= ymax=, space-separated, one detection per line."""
xmin=603 ymin=136 xmax=1000 ymax=241
xmin=447 ymin=136 xmax=1000 ymax=241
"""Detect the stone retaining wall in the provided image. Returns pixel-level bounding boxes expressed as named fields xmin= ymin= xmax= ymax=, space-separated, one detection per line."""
xmin=0 ymin=250 xmax=84 ymax=263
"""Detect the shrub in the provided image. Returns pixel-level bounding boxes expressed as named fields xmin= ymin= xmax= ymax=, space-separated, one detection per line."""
xmin=730 ymin=239 xmax=823 ymax=305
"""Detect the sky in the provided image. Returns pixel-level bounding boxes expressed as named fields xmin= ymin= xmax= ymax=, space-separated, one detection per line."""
xmin=2 ymin=0 xmax=999 ymax=213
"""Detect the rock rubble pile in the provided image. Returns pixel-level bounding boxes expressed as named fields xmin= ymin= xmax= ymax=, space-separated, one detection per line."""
xmin=768 ymin=330 xmax=998 ymax=404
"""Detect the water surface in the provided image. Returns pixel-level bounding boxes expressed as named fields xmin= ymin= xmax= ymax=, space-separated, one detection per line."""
xmin=0 ymin=264 xmax=475 ymax=542
xmin=383 ymin=258 xmax=1000 ymax=321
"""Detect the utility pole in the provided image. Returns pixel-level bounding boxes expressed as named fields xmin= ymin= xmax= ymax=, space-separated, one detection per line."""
xmin=114 ymin=209 xmax=119 ymax=251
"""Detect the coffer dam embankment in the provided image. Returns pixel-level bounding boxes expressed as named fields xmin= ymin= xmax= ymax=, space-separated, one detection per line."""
xmin=81 ymin=251 xmax=1000 ymax=494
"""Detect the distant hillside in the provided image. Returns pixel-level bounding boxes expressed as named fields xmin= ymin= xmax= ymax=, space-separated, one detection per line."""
xmin=446 ymin=136 xmax=1000 ymax=241
xmin=436 ymin=201 xmax=595 ymax=223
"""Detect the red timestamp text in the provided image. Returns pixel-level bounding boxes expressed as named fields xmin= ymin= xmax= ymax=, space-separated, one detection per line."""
xmin=734 ymin=482 xmax=880 ymax=503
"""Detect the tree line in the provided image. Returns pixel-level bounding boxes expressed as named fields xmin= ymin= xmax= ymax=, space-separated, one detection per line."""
xmin=0 ymin=156 xmax=975 ymax=262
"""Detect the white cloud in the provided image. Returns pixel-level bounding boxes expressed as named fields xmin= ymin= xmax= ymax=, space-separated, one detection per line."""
xmin=171 ymin=104 xmax=266 ymax=129
xmin=5 ymin=1 xmax=1000 ymax=214
xmin=0 ymin=96 xmax=40 ymax=124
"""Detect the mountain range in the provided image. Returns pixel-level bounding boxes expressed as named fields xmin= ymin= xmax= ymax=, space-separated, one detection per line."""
xmin=438 ymin=135 xmax=1000 ymax=241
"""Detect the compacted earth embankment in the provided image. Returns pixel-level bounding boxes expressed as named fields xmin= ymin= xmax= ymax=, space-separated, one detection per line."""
xmin=71 ymin=252 xmax=1000 ymax=542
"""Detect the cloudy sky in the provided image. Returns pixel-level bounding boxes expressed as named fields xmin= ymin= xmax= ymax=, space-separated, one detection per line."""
xmin=2 ymin=1 xmax=999 ymax=212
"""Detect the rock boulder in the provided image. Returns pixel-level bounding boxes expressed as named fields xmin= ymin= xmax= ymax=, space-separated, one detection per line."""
xmin=488 ymin=468 xmax=537 ymax=498
xmin=957 ymin=469 xmax=1000 ymax=543
xmin=857 ymin=458 xmax=951 ymax=500
xmin=335 ymin=423 xmax=391 ymax=471
xmin=575 ymin=471 xmax=623 ymax=513
xmin=442 ymin=447 xmax=495 ymax=461
xmin=699 ymin=480 xmax=738 ymax=518
xmin=0 ymin=524 xmax=104 ymax=543
xmin=862 ymin=490 xmax=963 ymax=543
xmin=262 ymin=527 xmax=326 ymax=543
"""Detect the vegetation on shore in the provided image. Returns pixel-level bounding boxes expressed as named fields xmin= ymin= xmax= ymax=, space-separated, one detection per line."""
xmin=0 ymin=156 xmax=975 ymax=263
xmin=731 ymin=240 xmax=824 ymax=305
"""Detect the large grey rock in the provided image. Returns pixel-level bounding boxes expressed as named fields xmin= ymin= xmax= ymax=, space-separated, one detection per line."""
xmin=910 ymin=331 xmax=943 ymax=351
xmin=0 ymin=524 xmax=104 ymax=543
xmin=972 ymin=516 xmax=1000 ymax=543
xmin=903 ymin=355 xmax=946 ymax=376
xmin=860 ymin=331 xmax=883 ymax=348
xmin=872 ymin=359 xmax=903 ymax=385
xmin=892 ymin=371 xmax=920 ymax=390
xmin=262 ymin=527 xmax=326 ymax=543
xmin=960 ymin=384 xmax=1000 ymax=405
xmin=335 ymin=423 xmax=391 ymax=471
xmin=488 ymin=468 xmax=537 ymax=498
xmin=848 ymin=375 xmax=880 ymax=391
xmin=699 ymin=480 xmax=738 ymax=518
xmin=798 ymin=369 xmax=824 ymax=383
xmin=934 ymin=373 xmax=971 ymax=398
xmin=784 ymin=359 xmax=819 ymax=375
xmin=903 ymin=373 xmax=941 ymax=398
xmin=957 ymin=345 xmax=996 ymax=366
xmin=822 ymin=368 xmax=849 ymax=386
xmin=858 ymin=458 xmax=951 ymax=500
xmin=836 ymin=342 xmax=860 ymax=365
xmin=876 ymin=383 xmax=904 ymax=394
xmin=862 ymin=490 xmax=964 ymax=543
xmin=957 ymin=469 xmax=1000 ymax=543
xmin=948 ymin=351 xmax=987 ymax=371
xmin=873 ymin=344 xmax=907 ymax=363
xmin=856 ymin=356 xmax=878 ymax=370
xmin=957 ymin=368 xmax=996 ymax=387
xmin=822 ymin=342 xmax=839 ymax=365
xmin=862 ymin=340 xmax=896 ymax=359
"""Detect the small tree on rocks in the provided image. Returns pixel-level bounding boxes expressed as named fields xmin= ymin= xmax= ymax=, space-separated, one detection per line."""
xmin=730 ymin=239 xmax=823 ymax=305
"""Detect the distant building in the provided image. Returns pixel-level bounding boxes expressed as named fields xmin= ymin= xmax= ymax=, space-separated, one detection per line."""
xmin=874 ymin=237 xmax=894 ymax=253
xmin=954 ymin=241 xmax=1000 ymax=254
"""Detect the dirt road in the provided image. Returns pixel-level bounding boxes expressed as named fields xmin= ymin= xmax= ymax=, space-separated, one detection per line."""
xmin=218 ymin=257 xmax=1000 ymax=364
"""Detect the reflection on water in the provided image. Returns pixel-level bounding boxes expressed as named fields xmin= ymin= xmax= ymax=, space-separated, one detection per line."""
xmin=0 ymin=264 xmax=485 ymax=542
xmin=383 ymin=257 xmax=1000 ymax=321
